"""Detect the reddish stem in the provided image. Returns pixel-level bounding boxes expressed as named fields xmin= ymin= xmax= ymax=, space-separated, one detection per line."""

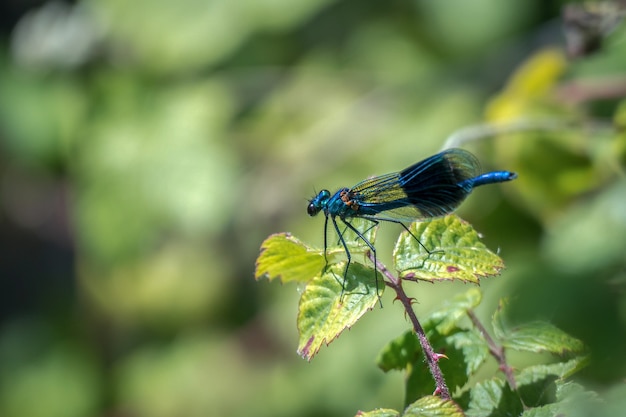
xmin=466 ymin=310 xmax=517 ymax=390
xmin=368 ymin=251 xmax=451 ymax=399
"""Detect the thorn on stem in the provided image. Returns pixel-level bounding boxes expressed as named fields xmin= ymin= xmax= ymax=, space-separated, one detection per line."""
xmin=499 ymin=364 xmax=515 ymax=373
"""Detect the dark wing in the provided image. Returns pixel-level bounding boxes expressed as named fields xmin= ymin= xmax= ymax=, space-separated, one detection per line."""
xmin=349 ymin=148 xmax=480 ymax=222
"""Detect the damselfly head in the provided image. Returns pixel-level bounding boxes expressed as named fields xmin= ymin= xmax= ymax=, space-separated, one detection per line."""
xmin=307 ymin=189 xmax=331 ymax=216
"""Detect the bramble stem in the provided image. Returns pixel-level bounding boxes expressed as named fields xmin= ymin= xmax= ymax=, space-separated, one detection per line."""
xmin=367 ymin=251 xmax=451 ymax=399
xmin=466 ymin=309 xmax=526 ymax=409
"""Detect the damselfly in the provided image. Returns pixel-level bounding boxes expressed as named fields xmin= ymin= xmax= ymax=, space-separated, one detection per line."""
xmin=307 ymin=148 xmax=517 ymax=297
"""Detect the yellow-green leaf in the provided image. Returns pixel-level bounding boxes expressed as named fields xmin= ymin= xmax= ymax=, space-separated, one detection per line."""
xmin=297 ymin=262 xmax=380 ymax=360
xmin=404 ymin=396 xmax=464 ymax=417
xmin=356 ymin=409 xmax=400 ymax=417
xmin=255 ymin=233 xmax=324 ymax=284
xmin=393 ymin=215 xmax=505 ymax=283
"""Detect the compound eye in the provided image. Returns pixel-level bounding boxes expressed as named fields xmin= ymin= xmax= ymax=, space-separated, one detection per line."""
xmin=307 ymin=202 xmax=319 ymax=216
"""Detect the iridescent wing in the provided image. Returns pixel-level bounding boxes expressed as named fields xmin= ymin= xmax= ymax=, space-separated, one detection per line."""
xmin=348 ymin=149 xmax=481 ymax=222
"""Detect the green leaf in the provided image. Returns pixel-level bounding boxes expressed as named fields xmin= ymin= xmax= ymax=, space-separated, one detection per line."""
xmin=405 ymin=339 xmax=468 ymax=406
xmin=514 ymin=357 xmax=589 ymax=409
xmin=297 ymin=262 xmax=380 ymax=360
xmin=404 ymin=396 xmax=464 ymax=417
xmin=492 ymin=300 xmax=585 ymax=355
xmin=493 ymin=299 xmax=585 ymax=355
xmin=446 ymin=329 xmax=489 ymax=376
xmin=394 ymin=215 xmax=504 ymax=283
xmin=356 ymin=409 xmax=400 ymax=417
xmin=466 ymin=378 xmax=523 ymax=417
xmin=517 ymin=373 xmax=557 ymax=408
xmin=376 ymin=288 xmax=484 ymax=373
xmin=377 ymin=328 xmax=470 ymax=406
xmin=517 ymin=356 xmax=589 ymax=387
xmin=256 ymin=218 xmax=378 ymax=286
xmin=519 ymin=404 xmax=560 ymax=417
xmin=547 ymin=381 xmax=603 ymax=417
xmin=555 ymin=380 xmax=600 ymax=404
xmin=425 ymin=288 xmax=482 ymax=335
xmin=376 ymin=330 xmax=422 ymax=372
xmin=255 ymin=233 xmax=325 ymax=284
xmin=490 ymin=298 xmax=507 ymax=340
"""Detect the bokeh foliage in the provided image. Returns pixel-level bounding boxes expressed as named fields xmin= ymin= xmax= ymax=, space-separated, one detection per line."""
xmin=0 ymin=1 xmax=625 ymax=416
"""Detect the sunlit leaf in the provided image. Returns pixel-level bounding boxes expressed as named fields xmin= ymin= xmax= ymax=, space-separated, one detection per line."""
xmin=356 ymin=408 xmax=400 ymax=417
xmin=297 ymin=263 xmax=380 ymax=360
xmin=255 ymin=233 xmax=324 ymax=284
xmin=404 ymin=395 xmax=464 ymax=417
xmin=394 ymin=215 xmax=504 ymax=283
xmin=256 ymin=217 xmax=378 ymax=287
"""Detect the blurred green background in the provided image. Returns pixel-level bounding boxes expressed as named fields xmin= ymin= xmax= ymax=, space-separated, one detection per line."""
xmin=1 ymin=0 xmax=625 ymax=416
